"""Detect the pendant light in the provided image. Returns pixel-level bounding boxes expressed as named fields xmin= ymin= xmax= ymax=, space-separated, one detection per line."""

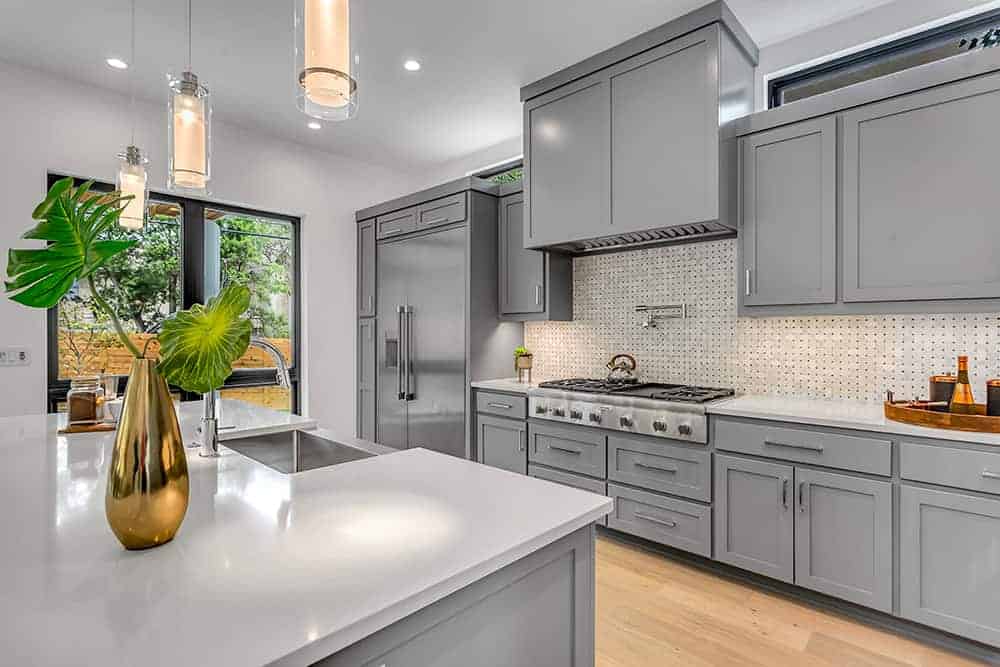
xmin=294 ymin=0 xmax=359 ymax=121
xmin=167 ymin=0 xmax=211 ymax=193
xmin=117 ymin=0 xmax=149 ymax=230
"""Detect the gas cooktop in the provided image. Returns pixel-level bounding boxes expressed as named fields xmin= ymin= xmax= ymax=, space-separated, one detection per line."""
xmin=537 ymin=379 xmax=734 ymax=404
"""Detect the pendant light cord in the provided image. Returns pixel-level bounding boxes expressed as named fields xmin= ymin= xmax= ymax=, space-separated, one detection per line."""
xmin=129 ymin=0 xmax=136 ymax=145
xmin=187 ymin=0 xmax=192 ymax=71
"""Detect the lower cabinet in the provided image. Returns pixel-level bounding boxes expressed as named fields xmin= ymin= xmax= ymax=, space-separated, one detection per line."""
xmin=715 ymin=455 xmax=892 ymax=612
xmin=899 ymin=485 xmax=1000 ymax=646
xmin=528 ymin=422 xmax=607 ymax=479
xmin=477 ymin=414 xmax=527 ymax=475
xmin=608 ymin=483 xmax=712 ymax=558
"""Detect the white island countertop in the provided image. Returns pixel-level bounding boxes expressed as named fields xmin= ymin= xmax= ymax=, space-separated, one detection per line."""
xmin=0 ymin=400 xmax=611 ymax=666
xmin=708 ymin=394 xmax=1000 ymax=447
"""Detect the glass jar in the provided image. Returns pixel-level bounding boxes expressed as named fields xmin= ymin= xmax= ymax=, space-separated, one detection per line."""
xmin=67 ymin=376 xmax=104 ymax=426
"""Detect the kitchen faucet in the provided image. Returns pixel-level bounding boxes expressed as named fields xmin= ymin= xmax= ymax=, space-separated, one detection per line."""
xmin=198 ymin=336 xmax=292 ymax=457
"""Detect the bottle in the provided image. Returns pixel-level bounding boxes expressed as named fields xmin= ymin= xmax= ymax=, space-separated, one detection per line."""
xmin=948 ymin=356 xmax=977 ymax=414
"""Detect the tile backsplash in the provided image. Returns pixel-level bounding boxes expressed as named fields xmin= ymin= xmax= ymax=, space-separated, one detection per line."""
xmin=524 ymin=238 xmax=1000 ymax=403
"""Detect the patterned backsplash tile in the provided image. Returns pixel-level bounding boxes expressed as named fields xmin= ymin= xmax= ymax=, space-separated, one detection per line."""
xmin=525 ymin=238 xmax=1000 ymax=403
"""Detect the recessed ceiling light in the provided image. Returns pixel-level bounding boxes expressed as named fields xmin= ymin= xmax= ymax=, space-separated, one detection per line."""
xmin=106 ymin=57 xmax=129 ymax=70
xmin=307 ymin=121 xmax=322 ymax=130
xmin=404 ymin=60 xmax=421 ymax=72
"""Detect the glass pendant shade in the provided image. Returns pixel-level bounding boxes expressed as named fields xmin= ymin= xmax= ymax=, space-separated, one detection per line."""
xmin=117 ymin=146 xmax=149 ymax=230
xmin=167 ymin=71 xmax=211 ymax=193
xmin=295 ymin=0 xmax=359 ymax=121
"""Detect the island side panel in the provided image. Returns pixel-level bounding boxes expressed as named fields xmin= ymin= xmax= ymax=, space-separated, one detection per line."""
xmin=313 ymin=524 xmax=596 ymax=667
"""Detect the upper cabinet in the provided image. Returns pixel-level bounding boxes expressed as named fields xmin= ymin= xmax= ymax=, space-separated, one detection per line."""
xmin=842 ymin=74 xmax=1000 ymax=303
xmin=357 ymin=218 xmax=376 ymax=317
xmin=521 ymin=3 xmax=757 ymax=253
xmin=741 ymin=117 xmax=836 ymax=306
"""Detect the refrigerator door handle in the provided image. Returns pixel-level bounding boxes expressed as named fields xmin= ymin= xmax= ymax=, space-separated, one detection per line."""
xmin=405 ymin=306 xmax=415 ymax=400
xmin=396 ymin=306 xmax=405 ymax=400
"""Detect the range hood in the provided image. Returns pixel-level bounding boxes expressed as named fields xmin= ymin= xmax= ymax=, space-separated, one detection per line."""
xmin=546 ymin=220 xmax=736 ymax=255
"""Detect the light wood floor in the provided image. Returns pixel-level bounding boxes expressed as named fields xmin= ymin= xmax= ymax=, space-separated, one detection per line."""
xmin=595 ymin=536 xmax=987 ymax=667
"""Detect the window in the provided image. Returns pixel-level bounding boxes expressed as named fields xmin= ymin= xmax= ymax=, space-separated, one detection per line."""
xmin=768 ymin=8 xmax=1000 ymax=108
xmin=47 ymin=174 xmax=300 ymax=413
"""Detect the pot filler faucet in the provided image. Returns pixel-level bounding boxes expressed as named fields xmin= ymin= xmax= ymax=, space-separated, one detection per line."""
xmin=197 ymin=336 xmax=292 ymax=457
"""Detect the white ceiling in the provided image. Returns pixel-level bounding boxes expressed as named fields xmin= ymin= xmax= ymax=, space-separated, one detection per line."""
xmin=0 ymin=0 xmax=897 ymax=171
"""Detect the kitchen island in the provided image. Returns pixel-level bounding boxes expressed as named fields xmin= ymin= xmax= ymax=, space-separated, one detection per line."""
xmin=0 ymin=400 xmax=611 ymax=666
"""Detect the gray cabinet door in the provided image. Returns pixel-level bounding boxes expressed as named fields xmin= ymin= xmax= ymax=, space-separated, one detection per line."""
xmin=610 ymin=26 xmax=718 ymax=234
xmin=714 ymin=454 xmax=794 ymax=582
xmin=357 ymin=219 xmax=376 ymax=317
xmin=741 ymin=117 xmax=836 ymax=306
xmin=900 ymin=485 xmax=1000 ymax=646
xmin=794 ymin=468 xmax=892 ymax=612
xmin=477 ymin=414 xmax=527 ymax=475
xmin=842 ymin=73 xmax=1000 ymax=302
xmin=499 ymin=193 xmax=545 ymax=315
xmin=524 ymin=75 xmax=610 ymax=248
xmin=357 ymin=319 xmax=376 ymax=441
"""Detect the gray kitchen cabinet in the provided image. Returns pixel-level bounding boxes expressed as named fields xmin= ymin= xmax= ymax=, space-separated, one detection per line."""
xmin=607 ymin=482 xmax=712 ymax=558
xmin=498 ymin=191 xmax=572 ymax=321
xmin=524 ymin=76 xmax=610 ymax=247
xmin=528 ymin=421 xmax=607 ymax=479
xmin=417 ymin=193 xmax=467 ymax=230
xmin=357 ymin=319 xmax=376 ymax=441
xmin=741 ymin=117 xmax=836 ymax=306
xmin=357 ymin=219 xmax=376 ymax=317
xmin=376 ymin=207 xmax=417 ymax=239
xmin=900 ymin=485 xmax=1000 ymax=647
xmin=714 ymin=454 xmax=794 ymax=582
xmin=794 ymin=468 xmax=892 ymax=613
xmin=842 ymin=72 xmax=1000 ymax=303
xmin=477 ymin=414 xmax=527 ymax=475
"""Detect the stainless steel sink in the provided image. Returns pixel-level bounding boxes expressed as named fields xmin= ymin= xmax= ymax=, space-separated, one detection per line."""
xmin=222 ymin=428 xmax=388 ymax=474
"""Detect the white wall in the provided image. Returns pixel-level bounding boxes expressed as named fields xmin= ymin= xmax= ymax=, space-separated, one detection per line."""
xmin=0 ymin=59 xmax=422 ymax=430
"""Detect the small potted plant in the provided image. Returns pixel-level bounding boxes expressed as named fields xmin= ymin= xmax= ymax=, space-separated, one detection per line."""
xmin=514 ymin=346 xmax=533 ymax=383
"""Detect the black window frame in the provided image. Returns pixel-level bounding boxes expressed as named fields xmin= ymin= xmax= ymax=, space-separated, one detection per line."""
xmin=768 ymin=8 xmax=1000 ymax=109
xmin=45 ymin=172 xmax=302 ymax=413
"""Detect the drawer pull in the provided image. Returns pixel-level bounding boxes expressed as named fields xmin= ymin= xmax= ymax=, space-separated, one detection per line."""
xmin=634 ymin=512 xmax=676 ymax=528
xmin=549 ymin=444 xmax=582 ymax=456
xmin=634 ymin=461 xmax=678 ymax=474
xmin=764 ymin=439 xmax=824 ymax=453
xmin=381 ymin=228 xmax=404 ymax=237
xmin=782 ymin=478 xmax=789 ymax=509
xmin=487 ymin=402 xmax=513 ymax=410
xmin=983 ymin=470 xmax=1000 ymax=480
xmin=422 ymin=216 xmax=448 ymax=225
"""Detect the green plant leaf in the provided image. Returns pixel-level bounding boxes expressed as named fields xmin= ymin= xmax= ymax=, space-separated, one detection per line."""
xmin=5 ymin=177 xmax=136 ymax=308
xmin=157 ymin=284 xmax=253 ymax=393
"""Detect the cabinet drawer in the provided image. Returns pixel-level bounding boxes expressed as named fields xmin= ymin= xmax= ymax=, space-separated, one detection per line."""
xmin=901 ymin=442 xmax=1000 ymax=496
xmin=714 ymin=418 xmax=891 ymax=476
xmin=529 ymin=464 xmax=608 ymax=525
xmin=376 ymin=207 xmax=417 ymax=239
xmin=607 ymin=483 xmax=711 ymax=557
xmin=528 ymin=421 xmax=606 ymax=479
xmin=607 ymin=434 xmax=711 ymax=502
xmin=475 ymin=391 xmax=527 ymax=419
xmin=417 ymin=193 xmax=466 ymax=229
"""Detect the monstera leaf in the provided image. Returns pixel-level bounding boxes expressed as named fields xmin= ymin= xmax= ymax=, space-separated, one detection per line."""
xmin=5 ymin=177 xmax=135 ymax=308
xmin=157 ymin=284 xmax=253 ymax=393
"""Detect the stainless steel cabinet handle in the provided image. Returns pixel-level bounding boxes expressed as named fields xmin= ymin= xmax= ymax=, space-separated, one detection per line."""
xmin=367 ymin=295 xmax=373 ymax=312
xmin=422 ymin=216 xmax=448 ymax=225
xmin=764 ymin=439 xmax=824 ymax=453
xmin=983 ymin=470 xmax=1000 ymax=480
xmin=799 ymin=482 xmax=808 ymax=513
xmin=745 ymin=268 xmax=751 ymax=296
xmin=518 ymin=431 xmax=526 ymax=452
xmin=405 ymin=306 xmax=415 ymax=400
xmin=782 ymin=478 xmax=789 ymax=509
xmin=487 ymin=402 xmax=513 ymax=410
xmin=549 ymin=444 xmax=582 ymax=456
xmin=535 ymin=284 xmax=542 ymax=306
xmin=634 ymin=512 xmax=676 ymax=528
xmin=395 ymin=306 xmax=404 ymax=400
xmin=635 ymin=461 xmax=678 ymax=474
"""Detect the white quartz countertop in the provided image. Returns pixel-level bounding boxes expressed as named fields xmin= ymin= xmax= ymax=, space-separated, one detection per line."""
xmin=708 ymin=394 xmax=1000 ymax=446
xmin=0 ymin=400 xmax=610 ymax=666
xmin=470 ymin=377 xmax=539 ymax=394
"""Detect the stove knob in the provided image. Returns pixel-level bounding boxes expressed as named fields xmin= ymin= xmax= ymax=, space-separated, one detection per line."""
xmin=652 ymin=419 xmax=668 ymax=432
xmin=677 ymin=423 xmax=693 ymax=436
xmin=553 ymin=408 xmax=566 ymax=417
xmin=570 ymin=409 xmax=583 ymax=420
xmin=589 ymin=412 xmax=603 ymax=424
xmin=619 ymin=415 xmax=634 ymax=428
xmin=535 ymin=404 xmax=547 ymax=415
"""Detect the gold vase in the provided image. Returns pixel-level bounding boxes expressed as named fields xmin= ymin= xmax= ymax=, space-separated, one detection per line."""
xmin=105 ymin=358 xmax=189 ymax=550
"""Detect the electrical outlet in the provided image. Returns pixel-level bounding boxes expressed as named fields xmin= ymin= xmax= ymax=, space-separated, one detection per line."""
xmin=0 ymin=347 xmax=30 ymax=366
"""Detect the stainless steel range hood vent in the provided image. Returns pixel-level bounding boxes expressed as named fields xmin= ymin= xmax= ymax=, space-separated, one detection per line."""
xmin=549 ymin=220 xmax=736 ymax=255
